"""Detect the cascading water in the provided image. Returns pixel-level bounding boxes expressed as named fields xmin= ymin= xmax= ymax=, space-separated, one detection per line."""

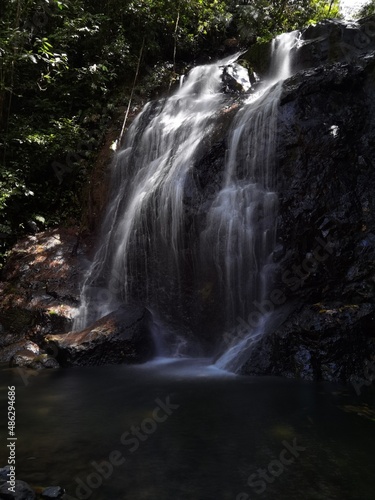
xmin=74 ymin=54 xmax=238 ymax=341
xmin=214 ymin=32 xmax=299 ymax=371
xmin=74 ymin=32 xmax=299 ymax=367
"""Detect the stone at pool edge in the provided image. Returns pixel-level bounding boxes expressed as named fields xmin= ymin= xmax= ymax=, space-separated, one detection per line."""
xmin=0 ymin=480 xmax=36 ymax=500
xmin=0 ymin=465 xmax=11 ymax=482
xmin=41 ymin=486 xmax=65 ymax=499
xmin=45 ymin=305 xmax=155 ymax=367
xmin=10 ymin=350 xmax=60 ymax=370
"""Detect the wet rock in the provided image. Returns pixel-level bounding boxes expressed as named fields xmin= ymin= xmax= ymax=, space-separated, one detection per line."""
xmin=0 ymin=480 xmax=36 ymax=499
xmin=239 ymin=44 xmax=374 ymax=381
xmin=294 ymin=347 xmax=314 ymax=380
xmin=221 ymin=63 xmax=251 ymax=93
xmin=242 ymin=303 xmax=375 ymax=382
xmin=45 ymin=305 xmax=154 ymax=366
xmin=180 ymin=23 xmax=375 ymax=360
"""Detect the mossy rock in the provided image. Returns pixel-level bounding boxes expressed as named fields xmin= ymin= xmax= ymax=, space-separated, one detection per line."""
xmin=242 ymin=41 xmax=271 ymax=76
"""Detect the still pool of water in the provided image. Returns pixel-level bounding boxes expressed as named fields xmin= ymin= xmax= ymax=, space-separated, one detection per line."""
xmin=0 ymin=358 xmax=374 ymax=500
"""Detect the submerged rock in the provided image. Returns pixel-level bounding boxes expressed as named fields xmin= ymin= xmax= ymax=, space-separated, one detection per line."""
xmin=46 ymin=306 xmax=154 ymax=366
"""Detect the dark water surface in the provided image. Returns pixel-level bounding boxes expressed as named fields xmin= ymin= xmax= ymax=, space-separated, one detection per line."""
xmin=0 ymin=358 xmax=374 ymax=500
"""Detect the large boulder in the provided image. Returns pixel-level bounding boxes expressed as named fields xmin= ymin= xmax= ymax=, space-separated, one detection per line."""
xmin=45 ymin=306 xmax=154 ymax=366
xmin=221 ymin=63 xmax=251 ymax=93
xmin=241 ymin=303 xmax=375 ymax=382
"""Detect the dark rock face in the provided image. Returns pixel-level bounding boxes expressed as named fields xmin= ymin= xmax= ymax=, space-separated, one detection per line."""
xmin=239 ymin=24 xmax=375 ymax=381
xmin=243 ymin=41 xmax=271 ymax=76
xmin=189 ymin=18 xmax=375 ymax=381
xmin=245 ymin=16 xmax=375 ymax=77
xmin=241 ymin=303 xmax=375 ymax=382
xmin=296 ymin=17 xmax=375 ymax=72
xmin=46 ymin=306 xmax=154 ymax=366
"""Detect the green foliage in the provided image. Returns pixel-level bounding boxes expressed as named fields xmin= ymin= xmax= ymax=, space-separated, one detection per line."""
xmin=228 ymin=0 xmax=341 ymax=43
xmin=0 ymin=0 xmax=230 ymax=266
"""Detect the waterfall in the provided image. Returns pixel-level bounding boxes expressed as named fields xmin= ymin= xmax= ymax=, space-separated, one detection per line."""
xmin=74 ymin=53 xmax=239 ymax=338
xmin=214 ymin=32 xmax=299 ymax=372
xmin=74 ymin=31 xmax=299 ymax=367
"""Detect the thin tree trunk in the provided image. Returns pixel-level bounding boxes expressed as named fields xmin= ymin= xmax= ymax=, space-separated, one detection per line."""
xmin=172 ymin=2 xmax=180 ymax=82
xmin=117 ymin=37 xmax=145 ymax=149
xmin=2 ymin=0 xmax=21 ymax=161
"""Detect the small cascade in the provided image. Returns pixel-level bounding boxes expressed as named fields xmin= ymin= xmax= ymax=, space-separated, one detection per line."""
xmin=214 ymin=32 xmax=299 ymax=372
